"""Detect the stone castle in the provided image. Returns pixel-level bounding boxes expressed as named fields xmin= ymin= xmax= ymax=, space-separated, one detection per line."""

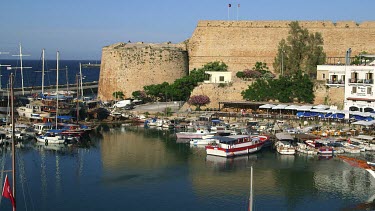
xmin=98 ymin=20 xmax=375 ymax=105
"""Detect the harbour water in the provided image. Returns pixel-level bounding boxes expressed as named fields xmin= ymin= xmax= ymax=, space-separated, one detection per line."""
xmin=0 ymin=60 xmax=100 ymax=89
xmin=0 ymin=126 xmax=375 ymax=211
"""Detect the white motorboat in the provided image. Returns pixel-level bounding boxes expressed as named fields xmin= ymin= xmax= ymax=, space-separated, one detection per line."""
xmin=176 ymin=128 xmax=215 ymax=139
xmin=275 ymin=133 xmax=295 ymax=155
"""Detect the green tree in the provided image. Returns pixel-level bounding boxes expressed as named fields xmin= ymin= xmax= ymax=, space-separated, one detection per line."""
xmin=112 ymin=91 xmax=125 ymax=100
xmin=351 ymin=51 xmax=369 ymax=65
xmin=241 ymin=78 xmax=271 ymax=101
xmin=241 ymin=72 xmax=314 ymax=103
xmin=144 ymin=82 xmax=170 ymax=101
xmin=273 ymin=21 xmax=326 ymax=77
xmin=201 ymin=61 xmax=228 ymax=72
xmin=254 ymin=62 xmax=269 ymax=74
xmin=291 ymin=70 xmax=315 ymax=103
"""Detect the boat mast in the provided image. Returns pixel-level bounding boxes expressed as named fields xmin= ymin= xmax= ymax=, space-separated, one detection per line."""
xmin=56 ymin=51 xmax=59 ymax=128
xmin=79 ymin=63 xmax=83 ymax=98
xmin=10 ymin=73 xmax=16 ymax=211
xmin=12 ymin=43 xmax=30 ymax=96
xmin=65 ymin=66 xmax=69 ymax=94
xmin=76 ymin=74 xmax=79 ymax=124
xmin=42 ymin=49 xmax=45 ymax=95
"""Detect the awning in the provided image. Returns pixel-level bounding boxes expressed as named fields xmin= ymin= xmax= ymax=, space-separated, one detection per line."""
xmin=312 ymin=104 xmax=330 ymax=109
xmin=272 ymin=104 xmax=288 ymax=110
xmin=297 ymin=105 xmax=313 ymax=111
xmin=285 ymin=105 xmax=300 ymax=110
xmin=259 ymin=104 xmax=275 ymax=109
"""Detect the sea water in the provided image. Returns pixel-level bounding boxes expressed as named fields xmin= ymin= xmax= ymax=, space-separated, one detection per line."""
xmin=0 ymin=60 xmax=100 ymax=89
xmin=0 ymin=126 xmax=374 ymax=211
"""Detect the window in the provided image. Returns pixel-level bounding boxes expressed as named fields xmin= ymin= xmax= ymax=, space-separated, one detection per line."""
xmin=368 ymin=87 xmax=372 ymax=95
xmin=219 ymin=76 xmax=224 ymax=82
xmin=352 ymin=86 xmax=357 ymax=93
xmin=322 ymin=73 xmax=325 ymax=79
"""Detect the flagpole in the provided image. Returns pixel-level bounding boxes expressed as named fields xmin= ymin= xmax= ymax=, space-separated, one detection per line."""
xmin=237 ymin=4 xmax=240 ymax=21
xmin=10 ymin=73 xmax=16 ymax=211
xmin=227 ymin=4 xmax=230 ymax=20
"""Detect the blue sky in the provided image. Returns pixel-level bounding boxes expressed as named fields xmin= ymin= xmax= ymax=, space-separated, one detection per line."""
xmin=1 ymin=0 xmax=374 ymax=60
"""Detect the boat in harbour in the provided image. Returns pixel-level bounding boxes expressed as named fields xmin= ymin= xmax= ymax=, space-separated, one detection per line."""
xmin=275 ymin=133 xmax=296 ymax=155
xmin=176 ymin=128 xmax=215 ymax=139
xmin=205 ymin=134 xmax=269 ymax=157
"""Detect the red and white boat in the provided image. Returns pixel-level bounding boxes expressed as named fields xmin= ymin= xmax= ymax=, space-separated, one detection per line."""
xmin=305 ymin=140 xmax=333 ymax=155
xmin=205 ymin=135 xmax=269 ymax=157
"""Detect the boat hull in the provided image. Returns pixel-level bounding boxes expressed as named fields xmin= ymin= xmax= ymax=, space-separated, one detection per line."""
xmin=206 ymin=142 xmax=264 ymax=157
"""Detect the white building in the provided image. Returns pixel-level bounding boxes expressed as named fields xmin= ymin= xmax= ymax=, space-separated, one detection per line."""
xmin=203 ymin=71 xmax=232 ymax=84
xmin=317 ymin=63 xmax=375 ymax=112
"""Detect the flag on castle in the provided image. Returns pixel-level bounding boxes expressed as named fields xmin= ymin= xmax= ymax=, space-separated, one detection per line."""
xmin=238 ymin=4 xmax=240 ymax=7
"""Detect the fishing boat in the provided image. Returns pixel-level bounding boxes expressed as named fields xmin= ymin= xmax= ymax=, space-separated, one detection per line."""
xmin=205 ymin=134 xmax=269 ymax=157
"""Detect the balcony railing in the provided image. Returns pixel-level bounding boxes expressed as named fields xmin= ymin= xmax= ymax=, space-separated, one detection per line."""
xmin=326 ymin=79 xmax=345 ymax=85
xmin=348 ymin=78 xmax=374 ymax=84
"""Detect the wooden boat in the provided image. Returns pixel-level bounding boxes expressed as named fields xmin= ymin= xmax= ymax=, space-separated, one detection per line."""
xmin=205 ymin=134 xmax=269 ymax=157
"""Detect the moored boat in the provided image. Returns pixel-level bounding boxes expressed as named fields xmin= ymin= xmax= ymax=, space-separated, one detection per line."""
xmin=205 ymin=134 xmax=269 ymax=157
xmin=36 ymin=131 xmax=66 ymax=144
xmin=176 ymin=128 xmax=215 ymax=139
xmin=275 ymin=133 xmax=296 ymax=155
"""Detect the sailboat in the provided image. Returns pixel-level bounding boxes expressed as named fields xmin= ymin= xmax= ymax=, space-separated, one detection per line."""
xmin=36 ymin=51 xmax=65 ymax=144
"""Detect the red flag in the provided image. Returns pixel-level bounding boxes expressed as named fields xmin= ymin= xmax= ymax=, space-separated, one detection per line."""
xmin=228 ymin=3 xmax=231 ymax=7
xmin=2 ymin=175 xmax=16 ymax=209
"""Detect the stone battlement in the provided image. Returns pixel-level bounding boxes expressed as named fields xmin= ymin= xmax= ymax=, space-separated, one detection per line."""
xmin=197 ymin=20 xmax=375 ymax=28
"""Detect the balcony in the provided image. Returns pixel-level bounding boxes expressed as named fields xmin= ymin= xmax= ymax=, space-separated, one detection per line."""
xmin=326 ymin=79 xmax=345 ymax=87
xmin=348 ymin=78 xmax=374 ymax=84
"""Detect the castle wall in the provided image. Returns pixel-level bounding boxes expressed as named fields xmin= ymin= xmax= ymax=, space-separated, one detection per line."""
xmin=188 ymin=20 xmax=375 ymax=72
xmin=98 ymin=42 xmax=188 ymax=101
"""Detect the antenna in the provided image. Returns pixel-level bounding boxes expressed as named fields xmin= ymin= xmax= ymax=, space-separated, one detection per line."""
xmin=12 ymin=43 xmax=32 ymax=95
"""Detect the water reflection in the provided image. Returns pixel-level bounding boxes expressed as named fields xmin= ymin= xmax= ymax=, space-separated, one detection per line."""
xmin=100 ymin=127 xmax=189 ymax=187
xmin=0 ymin=126 xmax=373 ymax=211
